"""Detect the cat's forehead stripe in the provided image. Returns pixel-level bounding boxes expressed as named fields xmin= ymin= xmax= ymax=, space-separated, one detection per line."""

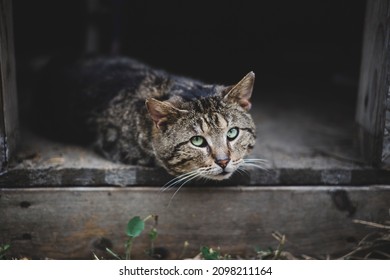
xmin=196 ymin=112 xmax=228 ymax=134
xmin=215 ymin=113 xmax=228 ymax=128
xmin=199 ymin=117 xmax=209 ymax=133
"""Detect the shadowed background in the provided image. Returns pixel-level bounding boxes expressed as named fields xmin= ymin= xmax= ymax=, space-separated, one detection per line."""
xmin=13 ymin=0 xmax=366 ymax=120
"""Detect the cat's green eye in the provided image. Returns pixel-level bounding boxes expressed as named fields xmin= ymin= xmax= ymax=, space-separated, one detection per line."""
xmin=190 ymin=136 xmax=207 ymax=147
xmin=227 ymin=127 xmax=239 ymax=141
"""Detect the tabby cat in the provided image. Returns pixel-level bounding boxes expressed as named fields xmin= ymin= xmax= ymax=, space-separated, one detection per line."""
xmin=35 ymin=56 xmax=262 ymax=182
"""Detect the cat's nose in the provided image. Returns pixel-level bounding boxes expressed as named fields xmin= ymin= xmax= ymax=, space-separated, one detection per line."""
xmin=215 ymin=158 xmax=230 ymax=169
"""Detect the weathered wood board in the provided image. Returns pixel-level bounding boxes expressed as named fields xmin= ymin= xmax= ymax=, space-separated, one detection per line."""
xmin=356 ymin=0 xmax=390 ymax=168
xmin=1 ymin=186 xmax=389 ymax=259
xmin=0 ymin=0 xmax=19 ymax=171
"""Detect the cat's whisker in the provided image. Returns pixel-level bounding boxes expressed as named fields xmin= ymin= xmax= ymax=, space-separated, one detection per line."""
xmin=236 ymin=167 xmax=250 ymax=176
xmin=244 ymin=158 xmax=269 ymax=163
xmin=241 ymin=162 xmax=270 ymax=172
xmin=161 ymin=178 xmax=180 ymax=192
xmin=161 ymin=170 xmax=199 ymax=191
xmin=241 ymin=158 xmax=270 ymax=173
xmin=163 ymin=167 xmax=206 ymax=189
xmin=243 ymin=158 xmax=270 ymax=165
xmin=167 ymin=171 xmax=203 ymax=207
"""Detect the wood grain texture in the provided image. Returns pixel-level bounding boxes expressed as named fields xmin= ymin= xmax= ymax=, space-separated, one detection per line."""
xmin=356 ymin=0 xmax=390 ymax=168
xmin=0 ymin=186 xmax=389 ymax=259
xmin=0 ymin=0 xmax=19 ymax=171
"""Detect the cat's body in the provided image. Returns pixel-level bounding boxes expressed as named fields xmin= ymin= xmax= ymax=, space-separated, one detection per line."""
xmin=34 ymin=55 xmax=257 ymax=181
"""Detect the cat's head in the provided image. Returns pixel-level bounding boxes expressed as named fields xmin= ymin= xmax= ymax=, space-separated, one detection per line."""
xmin=146 ymin=72 xmax=256 ymax=181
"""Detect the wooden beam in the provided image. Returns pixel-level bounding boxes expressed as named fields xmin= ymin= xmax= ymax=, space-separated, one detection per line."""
xmin=1 ymin=186 xmax=389 ymax=259
xmin=356 ymin=0 xmax=390 ymax=168
xmin=2 ymin=130 xmax=390 ymax=187
xmin=0 ymin=0 xmax=19 ymax=171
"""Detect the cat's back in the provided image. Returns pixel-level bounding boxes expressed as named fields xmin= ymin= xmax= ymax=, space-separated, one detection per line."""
xmin=33 ymin=55 xmax=159 ymax=143
xmin=32 ymin=54 xmax=214 ymax=144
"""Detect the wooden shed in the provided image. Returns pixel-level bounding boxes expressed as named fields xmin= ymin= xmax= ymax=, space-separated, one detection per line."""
xmin=1 ymin=0 xmax=389 ymax=259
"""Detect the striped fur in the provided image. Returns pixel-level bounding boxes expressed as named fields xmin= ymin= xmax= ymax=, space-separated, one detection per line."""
xmin=38 ymin=56 xmax=257 ymax=180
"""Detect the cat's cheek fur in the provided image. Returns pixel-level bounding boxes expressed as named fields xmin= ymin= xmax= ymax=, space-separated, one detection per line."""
xmin=149 ymin=127 xmax=189 ymax=175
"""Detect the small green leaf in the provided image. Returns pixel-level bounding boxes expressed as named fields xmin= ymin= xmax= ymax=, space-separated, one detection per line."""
xmin=149 ymin=228 xmax=158 ymax=241
xmin=0 ymin=244 xmax=10 ymax=259
xmin=200 ymin=246 xmax=221 ymax=260
xmin=2 ymin=244 xmax=10 ymax=251
xmin=126 ymin=216 xmax=145 ymax=237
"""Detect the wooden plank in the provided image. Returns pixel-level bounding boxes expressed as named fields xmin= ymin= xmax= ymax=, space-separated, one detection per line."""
xmin=356 ymin=0 xmax=390 ymax=168
xmin=0 ymin=186 xmax=389 ymax=259
xmin=0 ymin=0 xmax=19 ymax=171
xmin=2 ymin=162 xmax=390 ymax=187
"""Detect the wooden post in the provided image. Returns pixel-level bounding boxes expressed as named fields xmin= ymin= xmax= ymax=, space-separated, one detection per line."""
xmin=0 ymin=0 xmax=19 ymax=171
xmin=356 ymin=0 xmax=390 ymax=168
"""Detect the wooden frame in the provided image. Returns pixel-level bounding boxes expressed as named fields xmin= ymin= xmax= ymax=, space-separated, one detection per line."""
xmin=0 ymin=0 xmax=18 ymax=172
xmin=356 ymin=0 xmax=390 ymax=168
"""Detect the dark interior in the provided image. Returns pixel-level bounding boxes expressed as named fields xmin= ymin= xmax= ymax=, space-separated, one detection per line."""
xmin=7 ymin=0 xmax=376 ymax=187
xmin=14 ymin=0 xmax=366 ymax=109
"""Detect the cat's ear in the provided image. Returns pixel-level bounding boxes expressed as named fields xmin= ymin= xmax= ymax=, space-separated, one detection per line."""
xmin=223 ymin=71 xmax=255 ymax=111
xmin=146 ymin=98 xmax=187 ymax=129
